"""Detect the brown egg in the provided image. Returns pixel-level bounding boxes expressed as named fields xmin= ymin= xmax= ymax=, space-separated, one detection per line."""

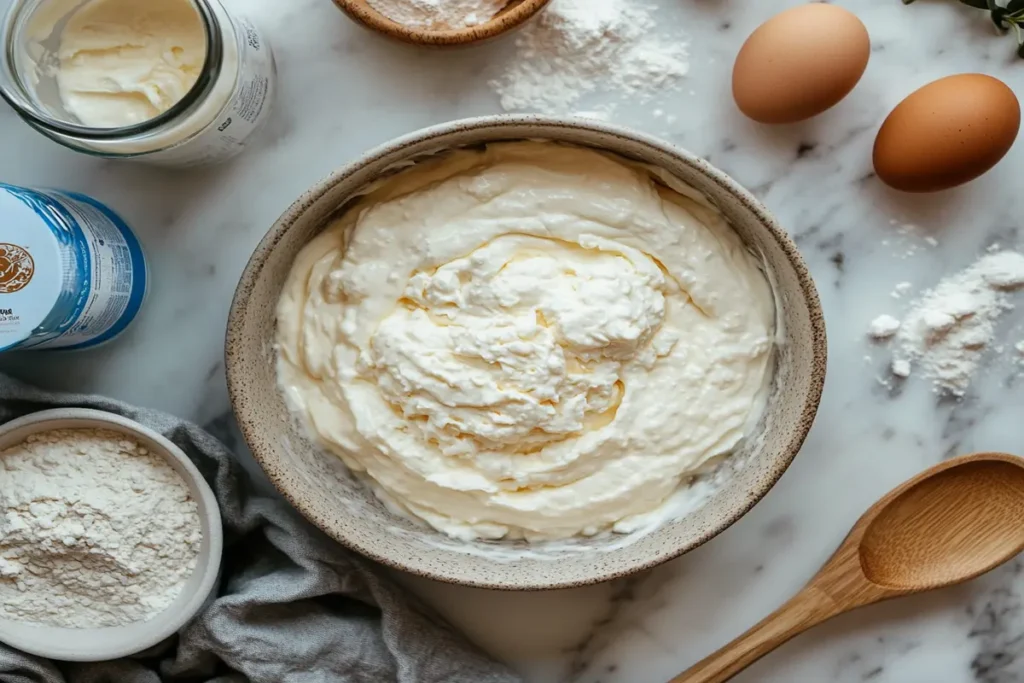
xmin=732 ymin=4 xmax=870 ymax=124
xmin=873 ymin=74 xmax=1020 ymax=193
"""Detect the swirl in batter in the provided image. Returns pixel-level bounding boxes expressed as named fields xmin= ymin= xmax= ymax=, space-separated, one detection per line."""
xmin=277 ymin=142 xmax=774 ymax=541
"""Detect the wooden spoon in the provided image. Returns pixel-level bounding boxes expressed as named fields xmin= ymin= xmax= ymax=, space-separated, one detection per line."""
xmin=671 ymin=452 xmax=1024 ymax=683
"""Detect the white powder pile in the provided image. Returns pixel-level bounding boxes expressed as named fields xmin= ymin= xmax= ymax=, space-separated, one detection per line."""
xmin=868 ymin=251 xmax=1024 ymax=395
xmin=490 ymin=0 xmax=690 ymax=115
xmin=366 ymin=0 xmax=508 ymax=29
xmin=882 ymin=221 xmax=939 ymax=260
xmin=868 ymin=314 xmax=901 ymax=340
xmin=0 ymin=428 xmax=202 ymax=628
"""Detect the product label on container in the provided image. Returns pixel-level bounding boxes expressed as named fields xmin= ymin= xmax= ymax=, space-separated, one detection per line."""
xmin=148 ymin=15 xmax=277 ymax=167
xmin=0 ymin=185 xmax=147 ymax=351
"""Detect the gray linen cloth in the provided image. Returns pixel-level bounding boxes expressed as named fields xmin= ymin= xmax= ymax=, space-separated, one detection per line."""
xmin=0 ymin=374 xmax=521 ymax=683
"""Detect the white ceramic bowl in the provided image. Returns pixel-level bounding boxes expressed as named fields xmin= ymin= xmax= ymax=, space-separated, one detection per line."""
xmin=0 ymin=408 xmax=223 ymax=662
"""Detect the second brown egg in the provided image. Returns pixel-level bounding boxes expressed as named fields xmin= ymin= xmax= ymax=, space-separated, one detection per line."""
xmin=733 ymin=4 xmax=870 ymax=124
xmin=873 ymin=74 xmax=1020 ymax=193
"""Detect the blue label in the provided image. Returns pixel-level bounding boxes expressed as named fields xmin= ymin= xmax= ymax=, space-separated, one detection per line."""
xmin=0 ymin=184 xmax=147 ymax=351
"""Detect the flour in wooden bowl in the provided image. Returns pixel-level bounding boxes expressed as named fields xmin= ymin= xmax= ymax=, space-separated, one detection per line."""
xmin=366 ymin=0 xmax=509 ymax=28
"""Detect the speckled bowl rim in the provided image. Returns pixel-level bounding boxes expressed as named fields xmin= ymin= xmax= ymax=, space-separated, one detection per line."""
xmin=0 ymin=408 xmax=223 ymax=660
xmin=226 ymin=115 xmax=827 ymax=590
xmin=331 ymin=0 xmax=550 ymax=46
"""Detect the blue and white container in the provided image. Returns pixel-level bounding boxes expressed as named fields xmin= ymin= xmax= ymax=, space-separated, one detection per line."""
xmin=0 ymin=184 xmax=147 ymax=351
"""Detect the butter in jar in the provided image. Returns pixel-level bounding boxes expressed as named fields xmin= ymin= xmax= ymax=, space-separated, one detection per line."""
xmin=0 ymin=0 xmax=276 ymax=166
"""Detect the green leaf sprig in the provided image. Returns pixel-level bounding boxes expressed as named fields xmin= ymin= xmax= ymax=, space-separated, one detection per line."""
xmin=903 ymin=0 xmax=1024 ymax=57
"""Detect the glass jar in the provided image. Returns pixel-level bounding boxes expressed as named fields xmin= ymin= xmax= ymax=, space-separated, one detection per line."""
xmin=0 ymin=0 xmax=276 ymax=166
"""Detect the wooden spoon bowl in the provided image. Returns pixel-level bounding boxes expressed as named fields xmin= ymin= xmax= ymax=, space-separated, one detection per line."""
xmin=672 ymin=452 xmax=1024 ymax=683
xmin=332 ymin=0 xmax=550 ymax=46
xmin=859 ymin=457 xmax=1024 ymax=590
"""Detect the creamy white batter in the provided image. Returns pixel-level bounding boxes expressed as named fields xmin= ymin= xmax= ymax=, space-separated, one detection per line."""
xmin=50 ymin=0 xmax=207 ymax=127
xmin=277 ymin=142 xmax=775 ymax=541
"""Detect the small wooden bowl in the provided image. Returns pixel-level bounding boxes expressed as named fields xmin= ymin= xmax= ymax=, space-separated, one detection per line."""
xmin=332 ymin=0 xmax=550 ymax=46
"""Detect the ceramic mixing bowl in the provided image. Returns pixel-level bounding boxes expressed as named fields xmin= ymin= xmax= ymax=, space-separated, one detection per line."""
xmin=0 ymin=408 xmax=223 ymax=661
xmin=226 ymin=116 xmax=827 ymax=590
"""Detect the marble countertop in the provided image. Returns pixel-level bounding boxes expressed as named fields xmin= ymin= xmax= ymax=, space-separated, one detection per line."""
xmin=3 ymin=0 xmax=1024 ymax=680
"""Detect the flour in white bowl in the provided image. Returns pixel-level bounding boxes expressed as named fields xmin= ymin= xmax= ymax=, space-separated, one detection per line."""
xmin=366 ymin=0 xmax=508 ymax=29
xmin=490 ymin=0 xmax=690 ymax=115
xmin=0 ymin=428 xmax=202 ymax=628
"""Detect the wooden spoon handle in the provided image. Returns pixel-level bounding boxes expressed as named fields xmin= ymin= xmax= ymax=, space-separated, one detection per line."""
xmin=669 ymin=586 xmax=838 ymax=683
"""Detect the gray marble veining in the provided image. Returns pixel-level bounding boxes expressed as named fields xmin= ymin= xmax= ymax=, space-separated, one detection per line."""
xmin=3 ymin=0 xmax=1024 ymax=680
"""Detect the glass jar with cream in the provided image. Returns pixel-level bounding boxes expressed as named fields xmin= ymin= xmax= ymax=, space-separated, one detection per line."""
xmin=0 ymin=0 xmax=276 ymax=166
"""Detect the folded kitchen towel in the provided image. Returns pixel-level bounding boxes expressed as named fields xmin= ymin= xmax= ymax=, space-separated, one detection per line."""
xmin=0 ymin=374 xmax=521 ymax=683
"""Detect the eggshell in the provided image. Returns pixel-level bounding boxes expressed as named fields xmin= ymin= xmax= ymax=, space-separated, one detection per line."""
xmin=732 ymin=4 xmax=870 ymax=124
xmin=873 ymin=74 xmax=1020 ymax=193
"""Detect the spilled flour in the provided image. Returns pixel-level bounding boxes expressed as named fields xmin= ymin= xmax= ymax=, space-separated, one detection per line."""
xmin=490 ymin=0 xmax=690 ymax=115
xmin=366 ymin=0 xmax=507 ymax=28
xmin=868 ymin=251 xmax=1024 ymax=395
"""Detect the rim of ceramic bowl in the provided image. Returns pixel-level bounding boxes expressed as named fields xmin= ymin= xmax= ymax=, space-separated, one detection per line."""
xmin=0 ymin=408 xmax=223 ymax=660
xmin=331 ymin=0 xmax=550 ymax=46
xmin=226 ymin=114 xmax=828 ymax=590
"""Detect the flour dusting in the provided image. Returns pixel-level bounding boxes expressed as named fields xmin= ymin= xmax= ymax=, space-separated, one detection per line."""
xmin=869 ymin=251 xmax=1024 ymax=395
xmin=490 ymin=0 xmax=690 ymax=115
